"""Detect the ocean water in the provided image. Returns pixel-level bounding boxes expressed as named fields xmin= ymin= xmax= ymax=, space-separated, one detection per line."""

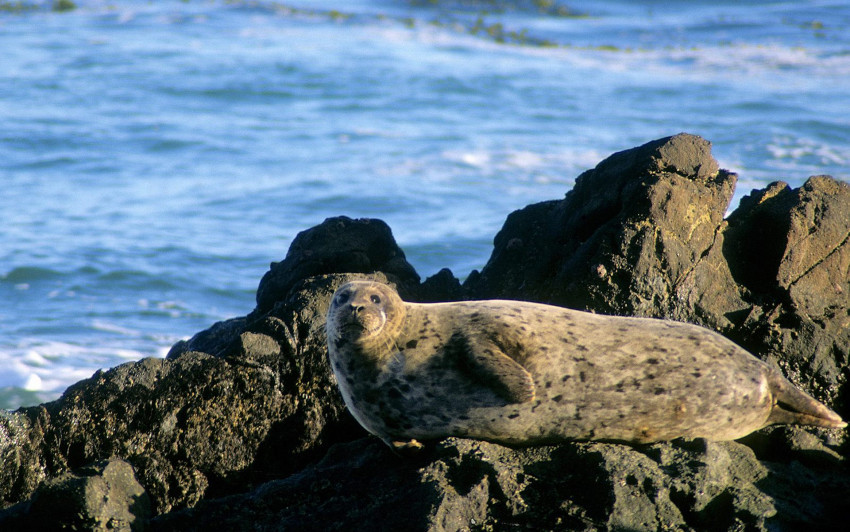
xmin=2 ymin=0 xmax=849 ymax=410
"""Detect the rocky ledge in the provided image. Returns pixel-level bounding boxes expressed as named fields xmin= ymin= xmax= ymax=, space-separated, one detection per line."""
xmin=1 ymin=133 xmax=848 ymax=531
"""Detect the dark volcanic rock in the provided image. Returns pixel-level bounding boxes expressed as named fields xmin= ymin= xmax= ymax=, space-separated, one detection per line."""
xmin=152 ymin=436 xmax=849 ymax=532
xmin=2 ymin=134 xmax=849 ymax=531
xmin=165 ymin=316 xmax=247 ymax=359
xmin=0 ymin=458 xmax=150 ymax=531
xmin=464 ymin=133 xmax=742 ymax=325
xmin=725 ymin=176 xmax=850 ymax=406
xmin=254 ymin=216 xmax=420 ymax=313
xmin=0 ymin=272 xmax=401 ymax=515
xmin=418 ymin=267 xmax=465 ymax=303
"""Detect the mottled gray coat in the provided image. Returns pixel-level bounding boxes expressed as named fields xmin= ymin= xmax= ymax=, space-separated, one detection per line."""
xmin=326 ymin=281 xmax=844 ymax=450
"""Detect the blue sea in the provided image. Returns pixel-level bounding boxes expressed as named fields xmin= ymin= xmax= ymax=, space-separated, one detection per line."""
xmin=2 ymin=0 xmax=849 ymax=410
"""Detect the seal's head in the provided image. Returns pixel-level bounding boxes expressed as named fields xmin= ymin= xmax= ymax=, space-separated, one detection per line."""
xmin=326 ymin=281 xmax=406 ymax=350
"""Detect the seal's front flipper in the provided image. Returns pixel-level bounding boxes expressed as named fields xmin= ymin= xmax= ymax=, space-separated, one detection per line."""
xmin=451 ymin=333 xmax=536 ymax=404
xmin=765 ymin=371 xmax=846 ymax=429
xmin=389 ymin=438 xmax=425 ymax=456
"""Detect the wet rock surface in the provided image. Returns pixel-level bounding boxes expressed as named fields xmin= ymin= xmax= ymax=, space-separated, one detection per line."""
xmin=2 ymin=133 xmax=848 ymax=530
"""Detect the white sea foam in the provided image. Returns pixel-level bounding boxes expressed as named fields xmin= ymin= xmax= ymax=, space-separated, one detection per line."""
xmin=21 ymin=350 xmax=49 ymax=367
xmin=22 ymin=373 xmax=43 ymax=392
xmin=493 ymin=40 xmax=850 ymax=94
xmin=766 ymin=136 xmax=849 ymax=167
xmin=0 ymin=363 xmax=36 ymax=389
xmin=0 ymin=338 xmax=167 ymax=408
xmin=91 ymin=319 xmax=143 ymax=337
xmin=381 ymin=13 xmax=850 ymax=86
xmin=453 ymin=150 xmax=492 ymax=169
xmin=441 ymin=146 xmax=602 ymax=181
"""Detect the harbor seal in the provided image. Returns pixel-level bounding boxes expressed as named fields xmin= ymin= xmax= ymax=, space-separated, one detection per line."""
xmin=326 ymin=280 xmax=846 ymax=451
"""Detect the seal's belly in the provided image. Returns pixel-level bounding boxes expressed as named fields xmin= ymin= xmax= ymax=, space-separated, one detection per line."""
xmin=344 ymin=314 xmax=774 ymax=445
xmin=358 ymin=380 xmax=771 ymax=446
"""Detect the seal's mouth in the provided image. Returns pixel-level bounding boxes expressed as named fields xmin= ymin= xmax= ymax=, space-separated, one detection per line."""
xmin=340 ymin=322 xmax=367 ymax=334
xmin=338 ymin=316 xmax=383 ymax=338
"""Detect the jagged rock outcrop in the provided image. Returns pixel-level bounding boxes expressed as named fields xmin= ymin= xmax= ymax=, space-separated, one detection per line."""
xmin=725 ymin=177 xmax=850 ymax=404
xmin=465 ymin=134 xmax=850 ymax=407
xmin=1 ymin=134 xmax=848 ymax=530
xmin=465 ymin=133 xmax=740 ymax=324
xmin=254 ymin=217 xmax=421 ymax=314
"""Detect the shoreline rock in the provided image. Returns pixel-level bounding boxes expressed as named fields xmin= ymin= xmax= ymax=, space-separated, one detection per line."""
xmin=2 ymin=133 xmax=848 ymax=530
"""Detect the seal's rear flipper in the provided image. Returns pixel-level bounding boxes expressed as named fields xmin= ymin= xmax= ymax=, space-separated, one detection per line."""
xmin=765 ymin=371 xmax=846 ymax=429
xmin=389 ymin=438 xmax=425 ymax=456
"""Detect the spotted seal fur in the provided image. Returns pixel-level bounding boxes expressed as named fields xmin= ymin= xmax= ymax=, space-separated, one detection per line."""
xmin=326 ymin=280 xmax=846 ymax=451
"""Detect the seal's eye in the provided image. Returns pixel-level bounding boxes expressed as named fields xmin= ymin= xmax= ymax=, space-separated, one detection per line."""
xmin=336 ymin=292 xmax=350 ymax=305
xmin=370 ymin=295 xmax=381 ymax=305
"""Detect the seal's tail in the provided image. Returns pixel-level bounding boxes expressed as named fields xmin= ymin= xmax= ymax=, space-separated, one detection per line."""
xmin=765 ymin=371 xmax=847 ymax=429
